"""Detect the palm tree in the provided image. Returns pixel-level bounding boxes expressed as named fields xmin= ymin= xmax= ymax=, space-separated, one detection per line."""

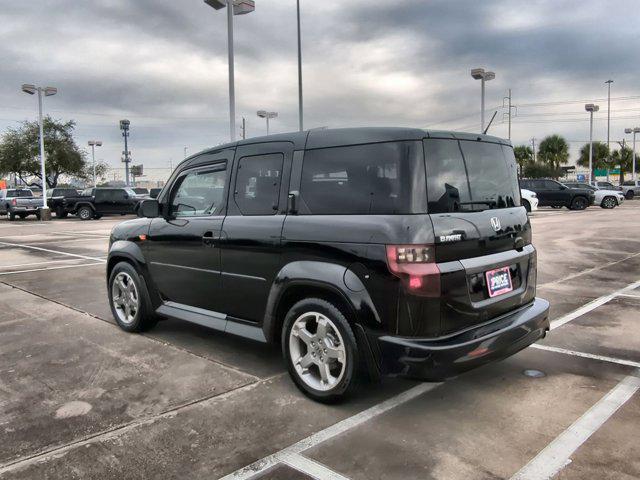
xmin=513 ymin=145 xmax=533 ymax=177
xmin=577 ymin=142 xmax=610 ymax=178
xmin=611 ymin=146 xmax=633 ymax=183
xmin=538 ymin=135 xmax=569 ymax=170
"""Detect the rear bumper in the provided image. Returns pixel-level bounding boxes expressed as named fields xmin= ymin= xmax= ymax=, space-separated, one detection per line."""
xmin=10 ymin=207 xmax=39 ymax=213
xmin=374 ymin=297 xmax=550 ymax=380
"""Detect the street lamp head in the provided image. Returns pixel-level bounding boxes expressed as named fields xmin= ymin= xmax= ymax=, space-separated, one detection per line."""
xmin=96 ymin=141 xmax=103 ymax=146
xmin=484 ymin=71 xmax=496 ymax=81
xmin=88 ymin=140 xmax=103 ymax=147
xmin=471 ymin=68 xmax=485 ymax=80
xmin=626 ymin=128 xmax=633 ymax=134
xmin=21 ymin=84 xmax=37 ymax=95
xmin=257 ymin=110 xmax=277 ymax=119
xmin=204 ymin=0 xmax=226 ymax=9
xmin=44 ymin=87 xmax=57 ymax=97
xmin=204 ymin=0 xmax=255 ymax=14
xmin=119 ymin=119 xmax=130 ymax=131
xmin=233 ymin=0 xmax=255 ymax=15
xmin=605 ymin=79 xmax=614 ymax=84
xmin=585 ymin=103 xmax=599 ymax=113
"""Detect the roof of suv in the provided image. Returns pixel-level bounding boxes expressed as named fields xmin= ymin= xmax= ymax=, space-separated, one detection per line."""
xmin=181 ymin=127 xmax=511 ymax=170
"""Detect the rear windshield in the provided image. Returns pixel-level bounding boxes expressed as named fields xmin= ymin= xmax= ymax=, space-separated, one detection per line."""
xmin=424 ymin=139 xmax=520 ymax=213
xmin=299 ymin=141 xmax=427 ymax=215
xmin=7 ymin=190 xmax=34 ymax=197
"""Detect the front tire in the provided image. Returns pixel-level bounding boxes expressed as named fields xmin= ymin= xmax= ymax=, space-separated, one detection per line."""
xmin=55 ymin=206 xmax=68 ymax=218
xmin=77 ymin=206 xmax=93 ymax=220
xmin=522 ymin=200 xmax=531 ymax=213
xmin=282 ymin=298 xmax=359 ymax=403
xmin=601 ymin=196 xmax=617 ymax=209
xmin=8 ymin=212 xmax=15 ymax=221
xmin=108 ymin=262 xmax=158 ymax=332
xmin=570 ymin=196 xmax=588 ymax=210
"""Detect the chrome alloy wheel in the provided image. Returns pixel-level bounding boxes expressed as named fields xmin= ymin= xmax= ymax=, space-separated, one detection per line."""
xmin=288 ymin=312 xmax=347 ymax=391
xmin=111 ymin=272 xmax=139 ymax=325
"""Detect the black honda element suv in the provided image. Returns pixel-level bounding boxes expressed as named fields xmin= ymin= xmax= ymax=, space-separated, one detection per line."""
xmin=107 ymin=128 xmax=549 ymax=402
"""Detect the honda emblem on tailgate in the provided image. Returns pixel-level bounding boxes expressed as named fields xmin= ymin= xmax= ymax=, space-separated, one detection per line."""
xmin=490 ymin=217 xmax=501 ymax=232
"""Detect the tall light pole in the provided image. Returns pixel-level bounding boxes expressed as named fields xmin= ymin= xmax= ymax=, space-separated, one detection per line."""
xmin=21 ymin=84 xmax=57 ymax=213
xmin=120 ymin=119 xmax=131 ymax=187
xmin=471 ymin=68 xmax=495 ymax=132
xmin=296 ymin=0 xmax=304 ymax=131
xmin=204 ymin=0 xmax=255 ymax=142
xmin=257 ymin=110 xmax=277 ymax=135
xmin=88 ymin=140 xmax=103 ymax=188
xmin=605 ymin=80 xmax=613 ymax=180
xmin=625 ymin=127 xmax=640 ymax=181
xmin=585 ymin=103 xmax=600 ymax=184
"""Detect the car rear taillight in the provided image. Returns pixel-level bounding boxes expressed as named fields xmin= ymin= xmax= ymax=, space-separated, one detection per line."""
xmin=385 ymin=245 xmax=441 ymax=297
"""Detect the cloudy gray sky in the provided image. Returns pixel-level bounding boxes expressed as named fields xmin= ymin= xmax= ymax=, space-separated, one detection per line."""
xmin=1 ymin=0 xmax=639 ymax=182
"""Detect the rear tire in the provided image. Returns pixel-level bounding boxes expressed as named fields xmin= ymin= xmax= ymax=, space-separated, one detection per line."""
xmin=601 ymin=196 xmax=617 ymax=209
xmin=108 ymin=261 xmax=158 ymax=332
xmin=8 ymin=212 xmax=15 ymax=221
xmin=522 ymin=200 xmax=531 ymax=213
xmin=77 ymin=206 xmax=93 ymax=220
xmin=570 ymin=196 xmax=588 ymax=210
xmin=18 ymin=213 xmax=27 ymax=220
xmin=626 ymin=190 xmax=635 ymax=200
xmin=282 ymin=298 xmax=359 ymax=403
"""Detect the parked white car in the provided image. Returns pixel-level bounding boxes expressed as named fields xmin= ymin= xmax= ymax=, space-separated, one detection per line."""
xmin=564 ymin=182 xmax=625 ymax=209
xmin=520 ymin=188 xmax=538 ymax=213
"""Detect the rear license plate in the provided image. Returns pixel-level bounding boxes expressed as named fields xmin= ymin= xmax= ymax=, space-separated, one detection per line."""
xmin=485 ymin=266 xmax=513 ymax=298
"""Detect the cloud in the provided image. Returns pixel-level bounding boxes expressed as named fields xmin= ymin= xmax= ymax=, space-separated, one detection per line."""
xmin=0 ymin=0 xmax=638 ymax=182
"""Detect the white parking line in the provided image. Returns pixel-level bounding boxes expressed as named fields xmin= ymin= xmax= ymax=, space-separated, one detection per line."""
xmin=0 ymin=258 xmax=82 ymax=269
xmin=510 ymin=370 xmax=640 ymax=480
xmin=541 ymin=252 xmax=640 ymax=288
xmin=279 ymin=453 xmax=350 ymax=480
xmin=549 ymin=279 xmax=640 ymax=330
xmin=0 ymin=241 xmax=106 ymax=263
xmin=220 ymin=382 xmax=441 ymax=480
xmin=0 ymin=262 xmax=103 ymax=276
xmin=531 ymin=344 xmax=640 ymax=369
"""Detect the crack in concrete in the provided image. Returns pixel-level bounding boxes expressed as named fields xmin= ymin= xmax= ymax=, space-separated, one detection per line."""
xmin=0 ymin=373 xmax=286 ymax=475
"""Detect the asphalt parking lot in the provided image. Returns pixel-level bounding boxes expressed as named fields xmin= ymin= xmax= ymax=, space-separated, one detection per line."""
xmin=0 ymin=205 xmax=639 ymax=480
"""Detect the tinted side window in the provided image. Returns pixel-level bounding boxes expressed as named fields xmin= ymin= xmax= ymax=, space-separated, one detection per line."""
xmin=300 ymin=141 xmax=426 ymax=215
xmin=234 ymin=154 xmax=283 ymax=215
xmin=544 ymin=180 xmax=561 ymax=190
xmin=112 ymin=190 xmax=127 ymax=201
xmin=425 ymin=139 xmax=471 ymax=213
xmin=94 ymin=190 xmax=110 ymax=202
xmin=170 ymin=166 xmax=227 ymax=217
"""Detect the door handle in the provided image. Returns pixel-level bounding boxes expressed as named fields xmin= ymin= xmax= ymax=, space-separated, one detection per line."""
xmin=202 ymin=231 xmax=217 ymax=247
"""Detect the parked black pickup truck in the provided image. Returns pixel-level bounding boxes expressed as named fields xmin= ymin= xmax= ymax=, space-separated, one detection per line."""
xmin=520 ymin=179 xmax=595 ymax=210
xmin=64 ymin=187 xmax=142 ymax=220
xmin=46 ymin=188 xmax=81 ymax=218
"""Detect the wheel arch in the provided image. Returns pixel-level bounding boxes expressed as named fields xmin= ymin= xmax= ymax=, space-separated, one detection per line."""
xmin=107 ymin=241 xmax=161 ymax=310
xmin=262 ymin=261 xmax=381 ymax=345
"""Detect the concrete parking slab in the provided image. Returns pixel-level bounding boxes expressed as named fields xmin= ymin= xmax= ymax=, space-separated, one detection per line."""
xmin=0 ymin=373 xmax=416 ymax=479
xmin=542 ymin=296 xmax=640 ymax=364
xmin=555 ymin=394 xmax=640 ymax=480
xmin=0 ymin=284 xmax=254 ymax=467
xmin=303 ymin=348 xmax=636 ymax=480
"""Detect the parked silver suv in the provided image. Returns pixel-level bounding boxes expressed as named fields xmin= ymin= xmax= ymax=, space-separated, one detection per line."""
xmin=620 ymin=180 xmax=640 ymax=199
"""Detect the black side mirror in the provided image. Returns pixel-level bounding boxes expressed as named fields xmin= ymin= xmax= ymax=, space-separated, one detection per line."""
xmin=138 ymin=199 xmax=160 ymax=218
